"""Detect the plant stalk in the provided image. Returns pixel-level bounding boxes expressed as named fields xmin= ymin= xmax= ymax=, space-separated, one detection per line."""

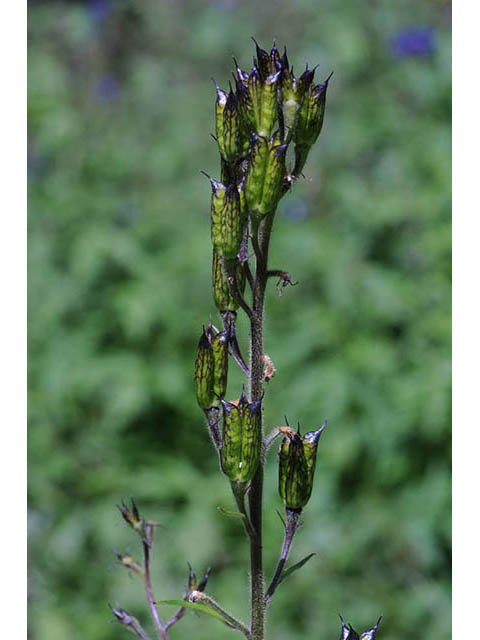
xmin=248 ymin=212 xmax=275 ymax=640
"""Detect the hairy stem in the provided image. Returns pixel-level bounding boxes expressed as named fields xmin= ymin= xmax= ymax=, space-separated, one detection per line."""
xmin=248 ymin=212 xmax=275 ymax=640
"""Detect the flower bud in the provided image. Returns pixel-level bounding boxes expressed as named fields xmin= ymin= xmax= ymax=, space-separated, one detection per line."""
xmin=245 ymin=135 xmax=287 ymax=216
xmin=220 ymin=390 xmax=262 ymax=484
xmin=278 ymin=430 xmax=310 ymax=511
xmin=211 ymin=328 xmax=229 ymax=402
xmin=212 ymin=248 xmax=246 ymax=313
xmin=194 ymin=326 xmax=215 ymax=409
xmin=209 ymin=178 xmax=246 ymax=259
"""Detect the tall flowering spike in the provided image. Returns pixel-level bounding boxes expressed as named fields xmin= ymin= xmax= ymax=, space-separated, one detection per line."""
xmin=220 ymin=390 xmax=262 ymax=484
xmin=278 ymin=430 xmax=310 ymax=511
xmin=194 ymin=326 xmax=215 ymax=409
xmin=209 ymin=178 xmax=245 ymax=259
xmin=211 ymin=328 xmax=229 ymax=402
xmin=245 ymin=135 xmax=287 ymax=216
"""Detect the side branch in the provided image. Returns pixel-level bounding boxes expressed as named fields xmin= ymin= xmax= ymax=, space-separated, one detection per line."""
xmin=142 ymin=528 xmax=168 ymax=640
xmin=111 ymin=605 xmax=152 ymax=640
xmin=265 ymin=509 xmax=301 ymax=604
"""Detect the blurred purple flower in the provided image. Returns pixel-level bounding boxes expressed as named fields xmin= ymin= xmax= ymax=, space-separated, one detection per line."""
xmin=87 ymin=0 xmax=112 ymax=24
xmin=390 ymin=27 xmax=436 ymax=59
xmin=95 ymin=75 xmax=119 ymax=102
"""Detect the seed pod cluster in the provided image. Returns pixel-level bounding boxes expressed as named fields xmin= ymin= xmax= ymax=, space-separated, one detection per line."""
xmin=207 ymin=41 xmax=331 ymax=230
xmin=194 ymin=323 xmax=229 ymax=410
xmin=220 ymin=390 xmax=262 ymax=484
xmin=278 ymin=421 xmax=326 ymax=511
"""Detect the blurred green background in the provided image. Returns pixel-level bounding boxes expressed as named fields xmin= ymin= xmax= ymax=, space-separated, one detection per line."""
xmin=28 ymin=0 xmax=451 ymax=638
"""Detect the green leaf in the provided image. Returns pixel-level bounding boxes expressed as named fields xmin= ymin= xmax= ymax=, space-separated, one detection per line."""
xmin=156 ymin=600 xmax=229 ymax=625
xmin=278 ymin=553 xmax=316 ymax=585
xmin=217 ymin=506 xmax=247 ymax=521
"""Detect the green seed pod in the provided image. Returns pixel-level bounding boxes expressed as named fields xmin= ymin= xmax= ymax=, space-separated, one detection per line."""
xmin=211 ymin=329 xmax=229 ymax=402
xmin=258 ymin=70 xmax=281 ymax=138
xmin=295 ymin=75 xmax=331 ymax=146
xmin=302 ymin=420 xmax=327 ymax=501
xmin=253 ymin=39 xmax=271 ymax=81
xmin=213 ymin=247 xmax=237 ymax=313
xmin=217 ymin=90 xmax=246 ymax=163
xmin=278 ymin=430 xmax=310 ymax=511
xmin=220 ymin=390 xmax=262 ymax=484
xmin=281 ymin=68 xmax=315 ymax=141
xmin=194 ymin=327 xmax=215 ymax=410
xmin=212 ymin=249 xmax=246 ymax=313
xmin=245 ymin=135 xmax=287 ymax=216
xmin=209 ymin=178 xmax=245 ymax=259
xmin=247 ymin=67 xmax=263 ymax=134
xmin=214 ymin=82 xmax=227 ymax=152
xmin=294 ymin=73 xmax=332 ymax=174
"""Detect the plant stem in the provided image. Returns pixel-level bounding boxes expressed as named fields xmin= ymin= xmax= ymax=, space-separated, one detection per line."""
xmin=265 ymin=509 xmax=300 ymax=603
xmin=142 ymin=538 xmax=168 ymax=640
xmin=248 ymin=212 xmax=275 ymax=640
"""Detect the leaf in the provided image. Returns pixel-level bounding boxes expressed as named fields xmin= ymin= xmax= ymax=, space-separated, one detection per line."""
xmin=217 ymin=506 xmax=247 ymax=521
xmin=278 ymin=553 xmax=316 ymax=585
xmin=155 ymin=600 xmax=228 ymax=625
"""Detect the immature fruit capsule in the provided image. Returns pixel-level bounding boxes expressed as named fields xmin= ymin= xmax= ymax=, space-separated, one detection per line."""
xmin=220 ymin=390 xmax=262 ymax=484
xmin=215 ymin=84 xmax=246 ymax=163
xmin=194 ymin=324 xmax=230 ymax=409
xmin=212 ymin=248 xmax=246 ymax=313
xmin=278 ymin=421 xmax=326 ymax=511
xmin=294 ymin=73 xmax=332 ymax=174
xmin=281 ymin=67 xmax=315 ymax=141
xmin=278 ymin=430 xmax=309 ymax=511
xmin=194 ymin=326 xmax=215 ymax=410
xmin=211 ymin=329 xmax=229 ymax=402
xmin=245 ymin=135 xmax=287 ymax=216
xmin=302 ymin=420 xmax=327 ymax=496
xmin=208 ymin=178 xmax=245 ymax=259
